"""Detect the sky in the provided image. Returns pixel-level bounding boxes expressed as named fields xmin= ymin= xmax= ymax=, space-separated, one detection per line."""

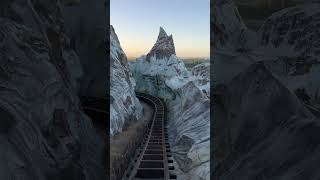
xmin=111 ymin=0 xmax=210 ymax=59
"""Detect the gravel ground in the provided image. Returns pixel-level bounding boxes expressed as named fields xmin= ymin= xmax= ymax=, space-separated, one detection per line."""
xmin=110 ymin=102 xmax=154 ymax=180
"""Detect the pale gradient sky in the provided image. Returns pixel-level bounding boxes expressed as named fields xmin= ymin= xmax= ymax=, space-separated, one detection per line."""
xmin=111 ymin=0 xmax=210 ymax=59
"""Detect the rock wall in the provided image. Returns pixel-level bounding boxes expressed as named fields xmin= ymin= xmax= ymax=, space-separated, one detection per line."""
xmin=257 ymin=3 xmax=320 ymax=99
xmin=63 ymin=0 xmax=108 ymax=98
xmin=213 ymin=62 xmax=320 ymax=180
xmin=0 ymin=1 xmax=106 ymax=179
xmin=212 ymin=1 xmax=320 ymax=179
xmin=212 ymin=0 xmax=258 ymax=85
xmin=110 ymin=25 xmax=143 ymax=136
xmin=191 ymin=62 xmax=210 ymax=97
xmin=213 ymin=0 xmax=320 ymax=100
xmin=131 ymin=27 xmax=210 ymax=180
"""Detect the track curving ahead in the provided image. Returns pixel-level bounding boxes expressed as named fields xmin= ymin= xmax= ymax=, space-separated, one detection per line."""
xmin=123 ymin=93 xmax=177 ymax=180
xmin=81 ymin=94 xmax=177 ymax=180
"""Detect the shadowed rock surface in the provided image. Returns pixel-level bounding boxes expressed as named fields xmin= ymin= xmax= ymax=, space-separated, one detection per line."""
xmin=63 ymin=0 xmax=108 ymax=98
xmin=213 ymin=62 xmax=320 ymax=180
xmin=212 ymin=0 xmax=320 ymax=101
xmin=0 ymin=0 xmax=106 ymax=179
xmin=259 ymin=3 xmax=320 ymax=76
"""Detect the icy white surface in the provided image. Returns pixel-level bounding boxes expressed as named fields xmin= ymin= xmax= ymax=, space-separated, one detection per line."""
xmin=130 ymin=28 xmax=210 ymax=180
xmin=191 ymin=62 xmax=210 ymax=97
xmin=110 ymin=26 xmax=143 ymax=136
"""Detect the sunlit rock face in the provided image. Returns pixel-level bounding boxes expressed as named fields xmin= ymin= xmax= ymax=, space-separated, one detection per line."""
xmin=0 ymin=0 xmax=106 ymax=179
xmin=213 ymin=62 xmax=320 ymax=180
xmin=130 ymin=27 xmax=210 ymax=180
xmin=110 ymin=25 xmax=143 ymax=136
xmin=191 ymin=62 xmax=210 ymax=97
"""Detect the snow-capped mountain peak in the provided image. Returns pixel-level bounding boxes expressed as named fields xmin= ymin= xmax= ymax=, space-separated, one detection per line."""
xmin=158 ymin=26 xmax=168 ymax=39
xmin=146 ymin=27 xmax=176 ymax=61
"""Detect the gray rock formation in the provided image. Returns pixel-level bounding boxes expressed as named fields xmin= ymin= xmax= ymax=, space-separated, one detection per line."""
xmin=212 ymin=0 xmax=252 ymax=50
xmin=63 ymin=0 xmax=108 ymax=98
xmin=192 ymin=62 xmax=210 ymax=97
xmin=146 ymin=27 xmax=176 ymax=62
xmin=192 ymin=62 xmax=210 ymax=78
xmin=110 ymin=25 xmax=143 ymax=136
xmin=256 ymin=3 xmax=320 ymax=100
xmin=213 ymin=62 xmax=320 ymax=180
xmin=212 ymin=0 xmax=320 ymax=100
xmin=212 ymin=0 xmax=258 ymax=85
xmin=258 ymin=3 xmax=320 ymax=76
xmin=0 ymin=1 xmax=106 ymax=179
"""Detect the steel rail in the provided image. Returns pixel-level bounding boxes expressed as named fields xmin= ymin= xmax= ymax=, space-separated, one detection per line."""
xmin=80 ymin=94 xmax=177 ymax=179
xmin=123 ymin=93 xmax=176 ymax=180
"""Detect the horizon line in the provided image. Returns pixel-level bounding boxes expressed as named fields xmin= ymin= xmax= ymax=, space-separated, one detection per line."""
xmin=127 ymin=56 xmax=210 ymax=60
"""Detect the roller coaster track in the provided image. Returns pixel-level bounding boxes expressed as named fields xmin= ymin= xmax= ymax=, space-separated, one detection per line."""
xmin=80 ymin=94 xmax=177 ymax=179
xmin=123 ymin=93 xmax=177 ymax=180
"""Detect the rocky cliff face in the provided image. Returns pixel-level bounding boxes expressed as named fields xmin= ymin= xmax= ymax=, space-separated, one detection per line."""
xmin=257 ymin=3 xmax=320 ymax=99
xmin=130 ymin=28 xmax=210 ymax=180
xmin=191 ymin=62 xmax=210 ymax=97
xmin=146 ymin=27 xmax=176 ymax=61
xmin=213 ymin=62 xmax=320 ymax=180
xmin=212 ymin=1 xmax=320 ymax=179
xmin=213 ymin=0 xmax=320 ymax=100
xmin=63 ymin=0 xmax=108 ymax=98
xmin=212 ymin=0 xmax=255 ymax=50
xmin=110 ymin=25 xmax=143 ymax=136
xmin=0 ymin=1 xmax=106 ymax=179
xmin=259 ymin=3 xmax=320 ymax=73
xmin=212 ymin=0 xmax=258 ymax=85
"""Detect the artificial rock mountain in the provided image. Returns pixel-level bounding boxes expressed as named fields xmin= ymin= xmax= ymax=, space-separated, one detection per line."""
xmin=213 ymin=0 xmax=320 ymax=100
xmin=130 ymin=27 xmax=210 ymax=180
xmin=110 ymin=25 xmax=143 ymax=136
xmin=213 ymin=62 xmax=320 ymax=180
xmin=146 ymin=27 xmax=176 ymax=62
xmin=257 ymin=3 xmax=320 ymax=100
xmin=212 ymin=0 xmax=320 ymax=179
xmin=0 ymin=0 xmax=107 ymax=179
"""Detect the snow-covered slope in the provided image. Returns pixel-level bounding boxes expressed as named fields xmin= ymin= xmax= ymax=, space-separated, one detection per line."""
xmin=110 ymin=25 xmax=143 ymax=136
xmin=130 ymin=27 xmax=210 ymax=180
xmin=191 ymin=62 xmax=210 ymax=97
